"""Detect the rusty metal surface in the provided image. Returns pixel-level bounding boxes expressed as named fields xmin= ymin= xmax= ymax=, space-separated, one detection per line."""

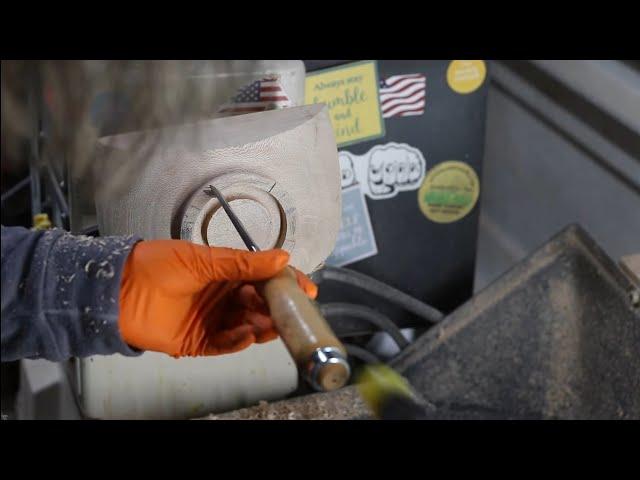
xmin=391 ymin=224 xmax=640 ymax=419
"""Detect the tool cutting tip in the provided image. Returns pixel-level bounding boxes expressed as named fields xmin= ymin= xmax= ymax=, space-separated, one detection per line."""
xmin=202 ymin=184 xmax=261 ymax=252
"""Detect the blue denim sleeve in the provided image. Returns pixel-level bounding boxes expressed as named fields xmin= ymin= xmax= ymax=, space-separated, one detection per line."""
xmin=1 ymin=225 xmax=143 ymax=362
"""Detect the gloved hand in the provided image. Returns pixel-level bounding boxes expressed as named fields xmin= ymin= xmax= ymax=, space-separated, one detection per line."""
xmin=118 ymin=240 xmax=317 ymax=358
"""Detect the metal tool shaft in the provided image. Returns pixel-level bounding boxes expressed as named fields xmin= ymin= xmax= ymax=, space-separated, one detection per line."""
xmin=203 ymin=184 xmax=350 ymax=392
xmin=204 ymin=185 xmax=260 ymax=252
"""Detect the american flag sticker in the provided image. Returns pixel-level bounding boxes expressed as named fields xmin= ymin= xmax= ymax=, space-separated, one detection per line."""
xmin=379 ymin=73 xmax=426 ymax=118
xmin=218 ymin=76 xmax=291 ymax=115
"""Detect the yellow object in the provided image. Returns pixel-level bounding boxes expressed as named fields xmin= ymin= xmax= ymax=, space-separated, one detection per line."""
xmin=305 ymin=60 xmax=385 ymax=147
xmin=356 ymin=364 xmax=414 ymax=418
xmin=32 ymin=213 xmax=52 ymax=230
xmin=446 ymin=60 xmax=486 ymax=94
xmin=418 ymin=161 xmax=480 ymax=223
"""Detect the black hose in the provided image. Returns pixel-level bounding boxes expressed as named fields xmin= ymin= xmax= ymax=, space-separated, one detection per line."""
xmin=343 ymin=344 xmax=381 ymax=364
xmin=321 ymin=302 xmax=409 ymax=350
xmin=312 ymin=266 xmax=444 ymax=324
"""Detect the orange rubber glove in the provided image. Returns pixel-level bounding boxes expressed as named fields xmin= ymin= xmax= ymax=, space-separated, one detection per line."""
xmin=118 ymin=240 xmax=317 ymax=358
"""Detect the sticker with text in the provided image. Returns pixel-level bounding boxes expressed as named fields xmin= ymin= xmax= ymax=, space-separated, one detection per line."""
xmin=305 ymin=60 xmax=385 ymax=147
xmin=325 ymin=184 xmax=378 ymax=267
xmin=418 ymin=161 xmax=480 ymax=223
xmin=446 ymin=61 xmax=486 ymax=94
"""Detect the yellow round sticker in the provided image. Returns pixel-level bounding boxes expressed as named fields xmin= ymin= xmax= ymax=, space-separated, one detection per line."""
xmin=447 ymin=60 xmax=486 ymax=94
xmin=418 ymin=161 xmax=480 ymax=223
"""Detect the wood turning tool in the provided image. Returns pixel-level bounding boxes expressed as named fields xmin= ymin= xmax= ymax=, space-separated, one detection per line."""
xmin=205 ymin=185 xmax=350 ymax=391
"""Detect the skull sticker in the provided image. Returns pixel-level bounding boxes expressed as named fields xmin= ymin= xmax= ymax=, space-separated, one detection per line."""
xmin=339 ymin=152 xmax=357 ymax=188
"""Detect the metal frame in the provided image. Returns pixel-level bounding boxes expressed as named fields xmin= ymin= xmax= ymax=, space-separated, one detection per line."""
xmin=19 ymin=69 xmax=73 ymax=232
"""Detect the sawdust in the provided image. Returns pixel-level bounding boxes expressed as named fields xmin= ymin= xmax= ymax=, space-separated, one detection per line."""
xmin=95 ymin=261 xmax=115 ymax=279
xmin=543 ymin=271 xmax=584 ymax=418
xmin=84 ymin=259 xmax=96 ymax=273
xmin=199 ymin=386 xmax=371 ymax=420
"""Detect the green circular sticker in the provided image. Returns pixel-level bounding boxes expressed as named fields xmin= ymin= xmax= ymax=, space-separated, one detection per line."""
xmin=418 ymin=161 xmax=480 ymax=223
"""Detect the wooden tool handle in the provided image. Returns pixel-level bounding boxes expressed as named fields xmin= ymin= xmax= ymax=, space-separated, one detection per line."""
xmin=258 ymin=266 xmax=350 ymax=391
